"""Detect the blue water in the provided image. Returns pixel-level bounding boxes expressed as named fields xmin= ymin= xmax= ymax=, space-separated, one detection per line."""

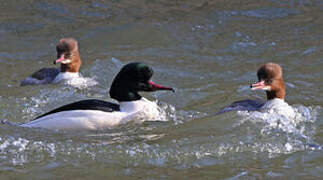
xmin=0 ymin=0 xmax=322 ymax=179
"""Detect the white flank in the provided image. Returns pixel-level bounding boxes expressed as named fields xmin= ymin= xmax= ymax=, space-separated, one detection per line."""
xmin=21 ymin=98 xmax=164 ymax=131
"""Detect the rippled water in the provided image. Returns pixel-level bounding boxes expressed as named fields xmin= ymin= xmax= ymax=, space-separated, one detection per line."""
xmin=0 ymin=0 xmax=322 ymax=179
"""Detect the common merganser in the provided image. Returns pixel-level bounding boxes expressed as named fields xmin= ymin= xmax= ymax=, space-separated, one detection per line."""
xmin=21 ymin=62 xmax=174 ymax=131
xmin=20 ymin=38 xmax=81 ymax=86
xmin=217 ymin=62 xmax=295 ymax=116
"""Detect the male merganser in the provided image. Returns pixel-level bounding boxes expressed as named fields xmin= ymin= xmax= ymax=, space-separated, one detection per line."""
xmin=21 ymin=62 xmax=174 ymax=131
xmin=217 ymin=62 xmax=295 ymax=116
xmin=20 ymin=38 xmax=81 ymax=86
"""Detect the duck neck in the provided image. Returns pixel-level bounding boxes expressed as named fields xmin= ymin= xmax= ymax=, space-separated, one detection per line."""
xmin=110 ymin=89 xmax=142 ymax=102
xmin=119 ymin=98 xmax=145 ymax=112
xmin=266 ymin=78 xmax=286 ymax=101
xmin=266 ymin=88 xmax=285 ymax=100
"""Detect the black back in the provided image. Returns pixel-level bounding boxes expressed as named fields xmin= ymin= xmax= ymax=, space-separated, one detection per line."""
xmin=216 ymin=99 xmax=265 ymax=115
xmin=35 ymin=99 xmax=120 ymax=119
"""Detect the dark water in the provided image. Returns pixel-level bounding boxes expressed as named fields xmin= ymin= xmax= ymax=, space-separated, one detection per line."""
xmin=0 ymin=0 xmax=322 ymax=179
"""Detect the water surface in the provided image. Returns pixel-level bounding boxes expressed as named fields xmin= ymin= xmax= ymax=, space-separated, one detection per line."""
xmin=0 ymin=0 xmax=322 ymax=179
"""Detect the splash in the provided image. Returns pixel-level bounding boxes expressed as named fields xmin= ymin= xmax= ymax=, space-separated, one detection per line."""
xmin=20 ymin=87 xmax=88 ymax=121
xmin=234 ymin=104 xmax=320 ymax=153
xmin=236 ymin=105 xmax=318 ymax=135
xmin=64 ymin=75 xmax=98 ymax=89
xmin=156 ymin=100 xmax=207 ymax=125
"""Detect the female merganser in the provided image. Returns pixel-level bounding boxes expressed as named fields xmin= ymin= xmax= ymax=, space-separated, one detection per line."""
xmin=20 ymin=38 xmax=81 ymax=86
xmin=21 ymin=62 xmax=174 ymax=131
xmin=217 ymin=62 xmax=295 ymax=116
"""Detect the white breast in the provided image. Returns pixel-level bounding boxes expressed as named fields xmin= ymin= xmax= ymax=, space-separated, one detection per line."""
xmin=260 ymin=98 xmax=295 ymax=118
xmin=21 ymin=98 xmax=164 ymax=131
xmin=53 ymin=72 xmax=79 ymax=83
xmin=119 ymin=98 xmax=161 ymax=121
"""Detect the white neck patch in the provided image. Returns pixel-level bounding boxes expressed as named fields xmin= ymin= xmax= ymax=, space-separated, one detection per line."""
xmin=61 ymin=59 xmax=71 ymax=64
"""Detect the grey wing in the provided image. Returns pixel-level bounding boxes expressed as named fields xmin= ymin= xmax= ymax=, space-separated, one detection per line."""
xmin=216 ymin=99 xmax=265 ymax=115
xmin=21 ymin=68 xmax=60 ymax=86
xmin=30 ymin=68 xmax=60 ymax=80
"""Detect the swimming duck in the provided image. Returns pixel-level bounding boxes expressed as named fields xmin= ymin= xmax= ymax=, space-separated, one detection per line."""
xmin=20 ymin=38 xmax=81 ymax=86
xmin=217 ymin=62 xmax=294 ymax=116
xmin=21 ymin=62 xmax=174 ymax=130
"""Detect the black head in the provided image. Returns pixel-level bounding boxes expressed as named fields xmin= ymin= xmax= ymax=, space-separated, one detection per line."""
xmin=109 ymin=62 xmax=174 ymax=101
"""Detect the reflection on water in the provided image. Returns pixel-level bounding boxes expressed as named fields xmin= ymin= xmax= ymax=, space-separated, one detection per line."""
xmin=0 ymin=0 xmax=323 ymax=179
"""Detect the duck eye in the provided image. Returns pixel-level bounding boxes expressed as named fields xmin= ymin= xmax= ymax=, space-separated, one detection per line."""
xmin=65 ymin=53 xmax=71 ymax=58
xmin=265 ymin=79 xmax=272 ymax=84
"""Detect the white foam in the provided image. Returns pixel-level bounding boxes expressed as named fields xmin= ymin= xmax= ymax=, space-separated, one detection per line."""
xmin=260 ymin=98 xmax=296 ymax=119
xmin=53 ymin=72 xmax=98 ymax=89
xmin=52 ymin=72 xmax=79 ymax=83
xmin=236 ymin=100 xmax=319 ymax=145
xmin=64 ymin=75 xmax=98 ymax=89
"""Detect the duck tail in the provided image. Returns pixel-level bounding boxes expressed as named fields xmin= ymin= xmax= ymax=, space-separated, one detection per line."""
xmin=1 ymin=119 xmax=20 ymax=126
